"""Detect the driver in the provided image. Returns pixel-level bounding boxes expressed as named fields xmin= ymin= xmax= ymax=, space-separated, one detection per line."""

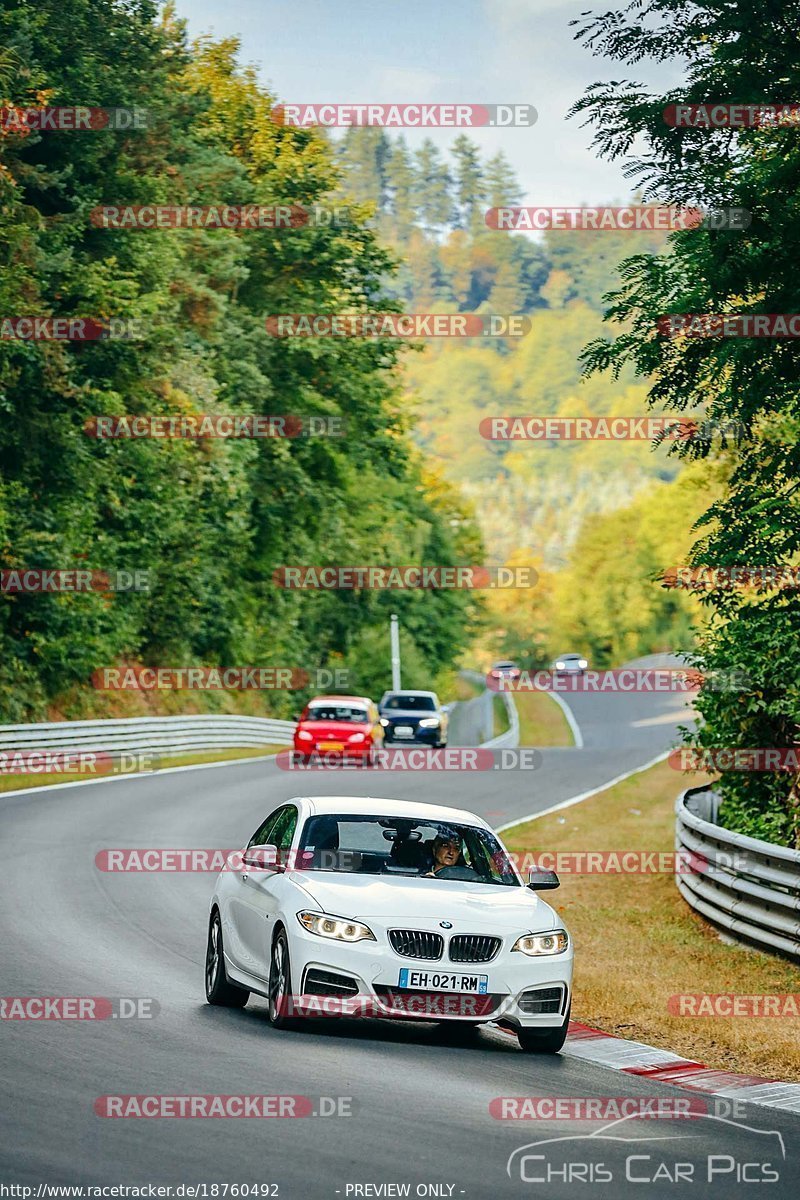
xmin=424 ymin=827 xmax=464 ymax=876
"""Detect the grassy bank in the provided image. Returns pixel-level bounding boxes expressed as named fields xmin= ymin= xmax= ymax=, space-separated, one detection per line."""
xmin=514 ymin=689 xmax=574 ymax=746
xmin=503 ymin=759 xmax=800 ymax=1080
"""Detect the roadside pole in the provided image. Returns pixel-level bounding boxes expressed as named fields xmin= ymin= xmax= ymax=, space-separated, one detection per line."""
xmin=390 ymin=613 xmax=402 ymax=690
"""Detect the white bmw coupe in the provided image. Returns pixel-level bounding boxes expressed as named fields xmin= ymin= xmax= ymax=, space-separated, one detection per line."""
xmin=205 ymin=795 xmax=573 ymax=1052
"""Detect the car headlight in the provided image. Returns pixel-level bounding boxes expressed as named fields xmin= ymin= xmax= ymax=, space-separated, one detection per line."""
xmin=578 ymin=659 xmax=588 ymax=669
xmin=296 ymin=911 xmax=376 ymax=942
xmin=512 ymin=929 xmax=569 ymax=956
xmin=418 ymin=717 xmax=440 ymax=728
xmin=296 ymin=730 xmax=313 ymax=741
xmin=379 ymin=718 xmax=389 ymax=727
xmin=347 ymin=732 xmax=366 ymax=742
xmin=555 ymin=661 xmax=565 ymax=670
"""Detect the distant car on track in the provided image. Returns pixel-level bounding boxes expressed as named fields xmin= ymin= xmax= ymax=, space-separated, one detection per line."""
xmin=205 ymin=796 xmax=573 ymax=1052
xmin=489 ymin=660 xmax=521 ymax=682
xmin=378 ymin=689 xmax=448 ymax=747
xmin=292 ymin=695 xmax=383 ymax=764
xmin=552 ymin=653 xmax=588 ymax=675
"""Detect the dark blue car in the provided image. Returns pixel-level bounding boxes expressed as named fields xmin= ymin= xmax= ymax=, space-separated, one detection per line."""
xmin=378 ymin=689 xmax=449 ymax=747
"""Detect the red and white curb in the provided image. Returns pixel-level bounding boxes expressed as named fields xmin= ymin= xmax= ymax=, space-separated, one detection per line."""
xmin=504 ymin=1020 xmax=800 ymax=1115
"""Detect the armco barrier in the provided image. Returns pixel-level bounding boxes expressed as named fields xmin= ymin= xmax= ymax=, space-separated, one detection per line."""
xmin=458 ymin=670 xmax=519 ymax=749
xmin=0 ymin=676 xmax=518 ymax=766
xmin=675 ymin=784 xmax=800 ymax=962
xmin=0 ymin=714 xmax=295 ymax=759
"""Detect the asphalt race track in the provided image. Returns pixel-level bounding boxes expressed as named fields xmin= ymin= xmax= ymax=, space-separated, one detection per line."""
xmin=2 ymin=663 xmax=798 ymax=1198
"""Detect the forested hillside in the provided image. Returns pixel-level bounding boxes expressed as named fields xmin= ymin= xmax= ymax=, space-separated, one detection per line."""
xmin=334 ymin=128 xmax=685 ymax=568
xmin=332 ymin=128 xmax=709 ymax=667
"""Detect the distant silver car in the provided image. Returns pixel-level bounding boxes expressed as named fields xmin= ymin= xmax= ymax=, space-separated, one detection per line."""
xmin=552 ymin=653 xmax=587 ymax=675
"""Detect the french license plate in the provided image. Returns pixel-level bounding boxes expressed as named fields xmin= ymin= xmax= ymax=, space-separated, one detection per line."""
xmin=398 ymin=969 xmax=488 ymax=994
xmin=394 ymin=726 xmax=414 ymax=738
xmin=318 ymin=741 xmax=344 ymax=751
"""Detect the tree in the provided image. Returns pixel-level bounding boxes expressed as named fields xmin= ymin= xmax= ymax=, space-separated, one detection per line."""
xmin=385 ymin=135 xmax=417 ymax=241
xmin=451 ymin=134 xmax=484 ymax=230
xmin=571 ymin=0 xmax=800 ymax=846
xmin=0 ymin=1 xmax=483 ymax=719
xmin=413 ymin=138 xmax=453 ymax=231
xmin=484 ymin=150 xmax=523 ymax=209
xmin=336 ymin=126 xmax=392 ymax=210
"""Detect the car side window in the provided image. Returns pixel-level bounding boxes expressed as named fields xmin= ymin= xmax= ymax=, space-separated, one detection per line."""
xmin=271 ymin=806 xmax=298 ymax=851
xmin=249 ymin=807 xmax=285 ymax=848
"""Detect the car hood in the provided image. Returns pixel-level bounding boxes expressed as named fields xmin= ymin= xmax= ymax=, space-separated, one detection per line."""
xmin=291 ymin=872 xmax=555 ymax=932
xmin=297 ymin=721 xmax=370 ymax=735
xmin=380 ymin=709 xmax=437 ymax=720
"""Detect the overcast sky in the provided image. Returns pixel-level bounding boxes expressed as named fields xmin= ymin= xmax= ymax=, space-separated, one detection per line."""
xmin=174 ymin=0 xmax=686 ymax=207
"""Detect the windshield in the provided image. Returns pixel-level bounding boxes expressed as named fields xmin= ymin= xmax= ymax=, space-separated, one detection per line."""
xmin=304 ymin=704 xmax=368 ymax=723
xmin=297 ymin=814 xmax=520 ymax=886
xmin=382 ymin=694 xmax=436 ymax=711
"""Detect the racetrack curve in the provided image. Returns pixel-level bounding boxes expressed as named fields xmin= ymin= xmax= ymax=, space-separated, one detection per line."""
xmin=2 ymin=661 xmax=798 ymax=1198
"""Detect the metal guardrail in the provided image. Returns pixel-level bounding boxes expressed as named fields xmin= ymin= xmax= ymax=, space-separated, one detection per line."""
xmin=675 ymin=784 xmax=800 ymax=962
xmin=483 ymin=689 xmax=519 ymax=749
xmin=0 ymin=714 xmax=295 ymax=758
xmin=0 ymin=673 xmax=517 ymax=772
xmin=458 ymin=670 xmax=519 ymax=749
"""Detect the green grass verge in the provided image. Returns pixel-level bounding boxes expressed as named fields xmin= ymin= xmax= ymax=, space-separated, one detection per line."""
xmin=514 ymin=689 xmax=573 ymax=746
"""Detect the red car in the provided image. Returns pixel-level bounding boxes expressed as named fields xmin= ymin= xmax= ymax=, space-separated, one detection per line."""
xmin=292 ymin=695 xmax=384 ymax=764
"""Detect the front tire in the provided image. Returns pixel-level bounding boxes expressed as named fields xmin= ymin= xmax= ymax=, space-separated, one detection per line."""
xmin=205 ymin=911 xmax=249 ymax=1008
xmin=267 ymin=928 xmax=297 ymax=1029
xmin=517 ymin=1005 xmax=570 ymax=1054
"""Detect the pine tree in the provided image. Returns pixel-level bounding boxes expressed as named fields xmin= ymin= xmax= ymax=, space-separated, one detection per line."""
xmin=451 ymin=134 xmax=484 ymax=230
xmin=413 ymin=138 xmax=454 ymax=232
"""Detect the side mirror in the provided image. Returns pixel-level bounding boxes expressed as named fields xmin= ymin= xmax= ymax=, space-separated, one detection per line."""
xmin=527 ymin=869 xmax=560 ymax=890
xmin=242 ymin=844 xmax=280 ymax=870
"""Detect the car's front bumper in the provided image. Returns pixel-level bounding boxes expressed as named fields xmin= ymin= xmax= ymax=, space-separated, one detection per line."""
xmin=382 ymin=724 xmax=442 ymax=745
xmin=287 ymin=918 xmax=572 ymax=1027
xmin=293 ymin=742 xmax=373 ymax=760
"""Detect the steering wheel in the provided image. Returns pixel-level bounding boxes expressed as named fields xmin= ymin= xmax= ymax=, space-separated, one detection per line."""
xmin=430 ymin=865 xmax=480 ymax=881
